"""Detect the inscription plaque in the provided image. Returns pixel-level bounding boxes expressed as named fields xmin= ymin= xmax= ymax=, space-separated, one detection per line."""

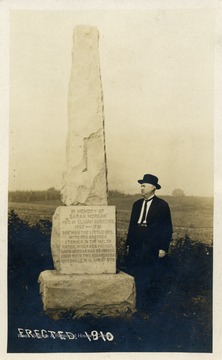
xmin=51 ymin=206 xmax=116 ymax=274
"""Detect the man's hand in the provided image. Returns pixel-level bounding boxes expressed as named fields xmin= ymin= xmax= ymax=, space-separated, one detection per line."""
xmin=158 ymin=249 xmax=166 ymax=258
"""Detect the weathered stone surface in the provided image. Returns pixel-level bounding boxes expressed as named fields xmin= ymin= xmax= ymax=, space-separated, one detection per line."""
xmin=61 ymin=25 xmax=108 ymax=206
xmin=38 ymin=26 xmax=136 ymax=318
xmin=38 ymin=270 xmax=136 ymax=318
xmin=51 ymin=205 xmax=116 ymax=274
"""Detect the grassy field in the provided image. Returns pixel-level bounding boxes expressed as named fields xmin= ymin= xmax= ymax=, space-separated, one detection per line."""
xmin=8 ymin=194 xmax=213 ymax=245
xmin=7 ymin=194 xmax=213 ymax=353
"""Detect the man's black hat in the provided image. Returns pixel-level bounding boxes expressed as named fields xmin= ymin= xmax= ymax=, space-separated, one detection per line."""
xmin=138 ymin=174 xmax=161 ymax=189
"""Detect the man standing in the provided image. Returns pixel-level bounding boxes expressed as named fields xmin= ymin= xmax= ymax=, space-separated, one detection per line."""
xmin=126 ymin=174 xmax=173 ymax=315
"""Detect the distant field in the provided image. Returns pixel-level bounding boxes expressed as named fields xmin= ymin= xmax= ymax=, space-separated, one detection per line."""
xmin=8 ymin=195 xmax=213 ymax=245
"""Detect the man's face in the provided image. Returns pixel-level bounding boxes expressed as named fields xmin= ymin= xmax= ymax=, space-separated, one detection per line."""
xmin=141 ymin=183 xmax=156 ymax=198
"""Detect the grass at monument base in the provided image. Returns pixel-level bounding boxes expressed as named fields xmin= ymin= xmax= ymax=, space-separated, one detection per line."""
xmin=7 ymin=206 xmax=212 ymax=353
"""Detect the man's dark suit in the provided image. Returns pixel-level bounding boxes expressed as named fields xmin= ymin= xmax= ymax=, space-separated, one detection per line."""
xmin=126 ymin=195 xmax=173 ymax=312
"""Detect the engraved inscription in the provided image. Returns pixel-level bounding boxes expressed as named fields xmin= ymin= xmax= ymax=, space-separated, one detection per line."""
xmin=59 ymin=206 xmax=116 ymax=274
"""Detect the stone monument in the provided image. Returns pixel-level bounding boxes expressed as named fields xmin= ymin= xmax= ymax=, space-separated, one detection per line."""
xmin=38 ymin=25 xmax=136 ymax=318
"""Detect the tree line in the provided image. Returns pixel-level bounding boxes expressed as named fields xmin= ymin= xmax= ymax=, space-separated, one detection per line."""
xmin=8 ymin=187 xmax=60 ymax=202
xmin=8 ymin=188 xmax=129 ymax=202
xmin=8 ymin=188 xmax=186 ymax=203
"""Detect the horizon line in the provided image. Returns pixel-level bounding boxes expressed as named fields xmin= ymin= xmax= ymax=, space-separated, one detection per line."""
xmin=8 ymin=189 xmax=214 ymax=198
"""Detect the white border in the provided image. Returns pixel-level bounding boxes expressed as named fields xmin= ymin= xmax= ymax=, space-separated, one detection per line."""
xmin=1 ymin=0 xmax=221 ymax=359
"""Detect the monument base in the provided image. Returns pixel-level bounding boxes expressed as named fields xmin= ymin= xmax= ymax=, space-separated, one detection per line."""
xmin=38 ymin=270 xmax=136 ymax=319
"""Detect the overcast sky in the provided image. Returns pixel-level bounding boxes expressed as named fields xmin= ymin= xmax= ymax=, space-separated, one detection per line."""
xmin=9 ymin=7 xmax=215 ymax=196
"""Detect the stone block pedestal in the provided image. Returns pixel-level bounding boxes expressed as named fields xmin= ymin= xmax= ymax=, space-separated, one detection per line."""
xmin=39 ymin=270 xmax=136 ymax=318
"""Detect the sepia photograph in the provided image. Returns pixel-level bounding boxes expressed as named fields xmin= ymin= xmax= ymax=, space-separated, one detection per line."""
xmin=1 ymin=0 xmax=222 ymax=358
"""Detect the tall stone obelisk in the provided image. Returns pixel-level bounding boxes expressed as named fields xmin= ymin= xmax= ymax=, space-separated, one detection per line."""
xmin=61 ymin=25 xmax=108 ymax=206
xmin=39 ymin=26 xmax=135 ymax=318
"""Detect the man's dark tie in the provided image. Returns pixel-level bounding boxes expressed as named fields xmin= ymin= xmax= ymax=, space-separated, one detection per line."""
xmin=140 ymin=197 xmax=153 ymax=223
xmin=141 ymin=200 xmax=148 ymax=223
